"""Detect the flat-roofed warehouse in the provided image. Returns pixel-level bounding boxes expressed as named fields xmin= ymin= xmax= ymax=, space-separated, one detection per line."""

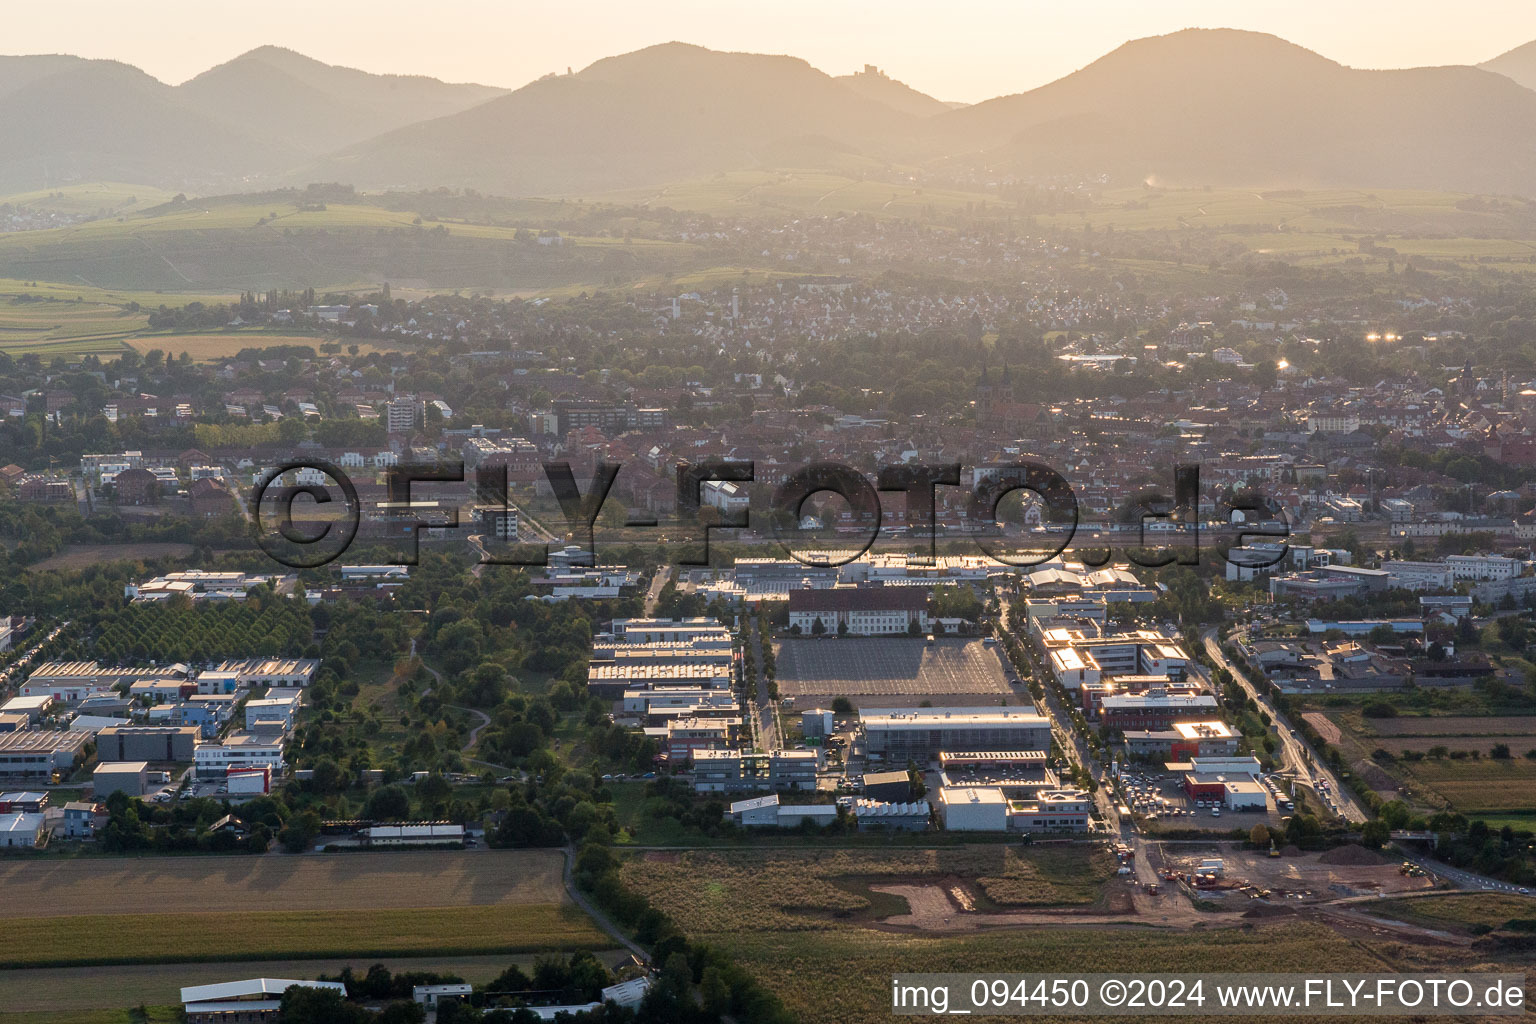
xmin=774 ymin=636 xmax=1011 ymax=703
xmin=96 ymin=725 xmax=200 ymax=762
xmin=861 ymin=707 xmax=1051 ymax=761
xmin=0 ymin=729 xmax=92 ymax=779
xmin=213 ymin=658 xmax=320 ymax=687
xmin=588 ymin=663 xmax=732 ymax=699
xmin=92 ymin=760 xmax=150 ymax=799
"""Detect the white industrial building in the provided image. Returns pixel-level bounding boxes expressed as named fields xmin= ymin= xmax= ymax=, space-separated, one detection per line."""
xmin=0 ymin=810 xmax=44 ymax=848
xmin=937 ymin=786 xmax=1008 ymax=831
xmin=182 ymin=978 xmax=345 ymax=1024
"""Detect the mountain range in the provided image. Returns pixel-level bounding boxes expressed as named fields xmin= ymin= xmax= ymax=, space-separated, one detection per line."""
xmin=7 ymin=29 xmax=1536 ymax=198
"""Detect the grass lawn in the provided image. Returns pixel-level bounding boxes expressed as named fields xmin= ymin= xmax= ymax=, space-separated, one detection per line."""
xmin=0 ymin=1009 xmax=180 ymax=1024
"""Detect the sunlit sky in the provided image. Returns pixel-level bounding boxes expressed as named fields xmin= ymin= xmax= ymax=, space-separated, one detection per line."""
xmin=8 ymin=0 xmax=1536 ymax=103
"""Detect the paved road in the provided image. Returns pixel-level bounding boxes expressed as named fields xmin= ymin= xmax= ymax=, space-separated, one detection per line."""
xmin=747 ymin=616 xmax=782 ymax=752
xmin=996 ymin=594 xmax=1120 ymax=832
xmin=1202 ymin=628 xmax=1367 ymax=824
xmin=643 ymin=566 xmax=672 ymax=616
xmin=0 ymin=622 xmax=67 ymax=690
xmin=1402 ymin=850 xmax=1533 ymax=896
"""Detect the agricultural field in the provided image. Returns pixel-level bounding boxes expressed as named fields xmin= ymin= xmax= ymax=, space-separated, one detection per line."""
xmin=1398 ymin=757 xmax=1536 ymax=814
xmin=1301 ymin=703 xmax=1536 ymax=811
xmin=0 ymin=850 xmax=608 ymax=969
xmin=0 ymin=196 xmax=709 ymax=292
xmin=1369 ymin=716 xmax=1536 ymax=737
xmin=595 ymin=169 xmax=1001 ymax=220
xmin=3 ymin=905 xmax=606 ymax=969
xmin=25 ymin=543 xmax=196 ymax=573
xmin=620 ymin=846 xmax=1117 ymax=934
xmin=0 ymin=848 xmax=566 ymax=915
xmin=0 ymin=297 xmax=145 ymax=358
xmin=0 ymin=182 xmax=181 ymax=218
xmin=125 ymin=332 xmax=332 ymax=362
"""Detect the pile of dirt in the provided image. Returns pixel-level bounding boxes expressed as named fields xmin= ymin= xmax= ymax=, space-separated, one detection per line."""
xmin=1280 ymin=845 xmax=1303 ymax=857
xmin=1319 ymin=845 xmax=1388 ymax=866
xmin=1243 ymin=903 xmax=1296 ymax=919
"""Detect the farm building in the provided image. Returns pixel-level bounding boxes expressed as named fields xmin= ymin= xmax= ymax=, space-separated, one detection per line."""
xmin=361 ymin=823 xmax=465 ymax=847
xmin=413 ymin=983 xmax=474 ymax=1008
xmin=182 ymin=979 xmax=346 ymax=1024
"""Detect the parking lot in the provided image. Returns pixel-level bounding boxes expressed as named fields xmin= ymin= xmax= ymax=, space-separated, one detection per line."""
xmin=774 ymin=637 xmax=1013 ymax=705
xmin=1111 ymin=767 xmax=1287 ymax=830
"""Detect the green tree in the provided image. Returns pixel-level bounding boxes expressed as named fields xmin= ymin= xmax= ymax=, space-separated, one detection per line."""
xmin=363 ymin=784 xmax=412 ymax=821
xmin=1361 ymin=820 xmax=1391 ymax=849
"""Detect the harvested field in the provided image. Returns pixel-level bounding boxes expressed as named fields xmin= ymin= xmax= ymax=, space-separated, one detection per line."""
xmin=26 ymin=543 xmax=195 ymax=572
xmin=2 ymin=904 xmax=606 ymax=968
xmin=126 ymin=332 xmax=331 ymax=362
xmin=1369 ymin=716 xmax=1536 ymax=737
xmin=774 ymin=637 xmax=1011 ymax=703
xmin=1385 ymin=736 xmax=1536 ymax=755
xmin=0 ymin=849 xmax=566 ymax=916
xmin=1403 ymin=757 xmax=1536 ymax=813
xmin=1302 ymin=712 xmax=1340 ymax=745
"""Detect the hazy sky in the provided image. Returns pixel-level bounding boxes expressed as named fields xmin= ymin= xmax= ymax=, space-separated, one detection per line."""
xmin=9 ymin=0 xmax=1536 ymax=102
